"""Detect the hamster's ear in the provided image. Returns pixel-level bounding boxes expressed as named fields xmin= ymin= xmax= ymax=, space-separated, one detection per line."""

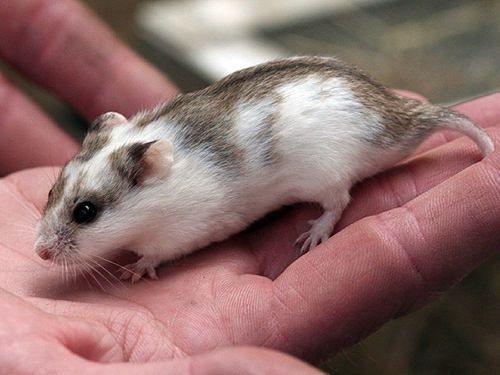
xmin=129 ymin=140 xmax=174 ymax=186
xmin=90 ymin=112 xmax=127 ymax=132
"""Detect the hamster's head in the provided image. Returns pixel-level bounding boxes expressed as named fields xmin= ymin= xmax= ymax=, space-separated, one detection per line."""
xmin=35 ymin=112 xmax=174 ymax=265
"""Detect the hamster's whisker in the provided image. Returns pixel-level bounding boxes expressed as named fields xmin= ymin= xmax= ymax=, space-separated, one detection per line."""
xmin=61 ymin=258 xmax=70 ymax=285
xmin=0 ymin=207 xmax=38 ymax=227
xmin=75 ymin=259 xmax=95 ymax=291
xmin=67 ymin=259 xmax=76 ymax=285
xmin=82 ymin=264 xmax=106 ymax=292
xmin=9 ymin=224 xmax=36 ymax=232
xmin=91 ymin=254 xmax=139 ymax=277
xmin=40 ymin=165 xmax=59 ymax=187
xmin=35 ymin=56 xmax=494 ymax=285
xmin=2 ymin=188 xmax=42 ymax=223
xmin=89 ymin=260 xmax=124 ymax=289
xmin=73 ymin=253 xmax=106 ymax=291
xmin=90 ymin=253 xmax=151 ymax=285
xmin=76 ymin=251 xmax=125 ymax=289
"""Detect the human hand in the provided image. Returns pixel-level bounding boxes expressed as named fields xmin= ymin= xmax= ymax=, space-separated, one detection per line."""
xmin=2 ymin=0 xmax=500 ymax=373
xmin=0 ymin=1 xmax=327 ymax=372
xmin=1 ymin=92 xmax=499 ymax=371
xmin=0 ymin=286 xmax=326 ymax=374
xmin=0 ymin=0 xmax=178 ymax=176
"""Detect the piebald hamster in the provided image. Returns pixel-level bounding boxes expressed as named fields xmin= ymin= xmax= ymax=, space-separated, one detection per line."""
xmin=35 ymin=57 xmax=494 ymax=282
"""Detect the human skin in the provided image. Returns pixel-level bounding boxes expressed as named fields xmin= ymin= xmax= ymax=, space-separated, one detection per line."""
xmin=1 ymin=0 xmax=500 ymax=374
xmin=0 ymin=0 xmax=177 ymax=175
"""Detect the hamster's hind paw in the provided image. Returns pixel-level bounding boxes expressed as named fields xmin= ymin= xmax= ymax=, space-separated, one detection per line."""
xmin=295 ymin=210 xmax=337 ymax=253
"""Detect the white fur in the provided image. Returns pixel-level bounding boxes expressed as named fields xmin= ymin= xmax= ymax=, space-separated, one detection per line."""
xmin=36 ymin=67 xmax=491 ymax=281
xmin=35 ymin=76 xmax=407 ymax=276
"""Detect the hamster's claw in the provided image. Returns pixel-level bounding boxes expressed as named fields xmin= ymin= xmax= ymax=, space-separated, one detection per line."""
xmin=119 ymin=257 xmax=159 ymax=283
xmin=295 ymin=220 xmax=320 ymax=253
xmin=295 ymin=210 xmax=337 ymax=253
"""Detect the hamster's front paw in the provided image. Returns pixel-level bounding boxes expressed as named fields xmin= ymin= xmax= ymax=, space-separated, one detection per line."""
xmin=119 ymin=256 xmax=160 ymax=283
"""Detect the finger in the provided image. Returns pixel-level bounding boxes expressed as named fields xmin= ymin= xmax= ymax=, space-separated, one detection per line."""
xmin=452 ymin=92 xmax=500 ymax=129
xmin=0 ymin=288 xmax=185 ymax=373
xmin=1 ymin=289 xmax=324 ymax=375
xmin=48 ymin=347 xmax=325 ymax=375
xmin=250 ymin=95 xmax=500 ymax=277
xmin=393 ymin=89 xmax=428 ymax=103
xmin=0 ymin=74 xmax=78 ymax=176
xmin=307 ymin=93 xmax=500 ymax=233
xmin=83 ymin=348 xmax=325 ymax=375
xmin=271 ymin=149 xmax=500 ymax=361
xmin=0 ymin=0 xmax=178 ymax=121
xmin=337 ymin=93 xmax=500 ymax=228
xmin=0 ymin=287 xmax=118 ymax=372
xmin=189 ymin=347 xmax=326 ymax=375
xmin=336 ymin=124 xmax=500 ymax=230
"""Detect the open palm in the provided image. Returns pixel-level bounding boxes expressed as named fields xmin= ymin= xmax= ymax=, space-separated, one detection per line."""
xmin=2 ymin=93 xmax=500 ymax=372
xmin=1 ymin=1 xmax=500 ymax=374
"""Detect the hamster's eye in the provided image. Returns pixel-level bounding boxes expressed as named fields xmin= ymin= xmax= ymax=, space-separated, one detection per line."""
xmin=73 ymin=201 xmax=98 ymax=224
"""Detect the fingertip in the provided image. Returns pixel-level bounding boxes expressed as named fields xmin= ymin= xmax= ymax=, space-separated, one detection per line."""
xmin=0 ymin=0 xmax=179 ymax=122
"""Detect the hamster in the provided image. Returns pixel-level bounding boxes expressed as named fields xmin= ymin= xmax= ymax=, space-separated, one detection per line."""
xmin=35 ymin=56 xmax=494 ymax=282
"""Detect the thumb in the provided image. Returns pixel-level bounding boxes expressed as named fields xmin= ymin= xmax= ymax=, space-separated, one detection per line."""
xmin=64 ymin=347 xmax=326 ymax=375
xmin=190 ymin=347 xmax=327 ymax=375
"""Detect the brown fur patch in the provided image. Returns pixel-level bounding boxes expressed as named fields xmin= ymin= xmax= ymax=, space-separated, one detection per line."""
xmin=327 ymin=59 xmax=443 ymax=147
xmin=108 ymin=142 xmax=156 ymax=186
xmin=132 ymin=91 xmax=247 ymax=174
xmin=256 ymin=110 xmax=280 ymax=166
xmin=130 ymin=57 xmax=440 ymax=167
xmin=132 ymin=57 xmax=369 ymax=171
xmin=74 ymin=130 xmax=112 ymax=163
xmin=44 ymin=173 xmax=68 ymax=212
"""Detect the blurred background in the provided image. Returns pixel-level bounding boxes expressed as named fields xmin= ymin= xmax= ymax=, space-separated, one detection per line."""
xmin=136 ymin=0 xmax=500 ymax=104
xmin=8 ymin=0 xmax=500 ymax=373
xmin=83 ymin=0 xmax=500 ymax=104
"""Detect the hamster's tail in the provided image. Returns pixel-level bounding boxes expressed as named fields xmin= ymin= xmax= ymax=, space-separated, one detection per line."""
xmin=416 ymin=105 xmax=494 ymax=158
